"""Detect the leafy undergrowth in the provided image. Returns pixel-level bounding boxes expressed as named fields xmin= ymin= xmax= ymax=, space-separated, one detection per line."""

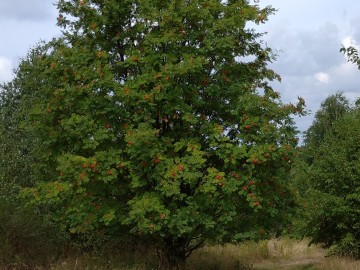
xmin=46 ymin=238 xmax=360 ymax=270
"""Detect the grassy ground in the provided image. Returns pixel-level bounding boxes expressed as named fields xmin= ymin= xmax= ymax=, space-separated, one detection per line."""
xmin=188 ymin=238 xmax=325 ymax=270
xmin=49 ymin=238 xmax=360 ymax=270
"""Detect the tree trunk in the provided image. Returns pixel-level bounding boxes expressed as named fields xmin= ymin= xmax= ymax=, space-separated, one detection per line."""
xmin=157 ymin=238 xmax=187 ymax=270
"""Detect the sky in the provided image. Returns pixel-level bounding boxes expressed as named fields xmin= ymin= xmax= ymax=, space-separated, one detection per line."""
xmin=1 ymin=0 xmax=360 ymax=140
xmin=259 ymin=0 xmax=360 ymax=138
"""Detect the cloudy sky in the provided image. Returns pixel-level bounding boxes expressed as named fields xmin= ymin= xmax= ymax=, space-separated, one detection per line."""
xmin=1 ymin=1 xmax=360 ymax=140
xmin=0 ymin=0 xmax=60 ymax=79
xmin=260 ymin=0 xmax=360 ymax=137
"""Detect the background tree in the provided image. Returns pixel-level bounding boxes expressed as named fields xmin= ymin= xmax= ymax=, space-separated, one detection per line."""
xmin=0 ymin=45 xmax=49 ymax=199
xmin=19 ymin=0 xmax=304 ymax=268
xmin=292 ymin=93 xmax=360 ymax=258
xmin=0 ymin=45 xmax=69 ymax=269
xmin=305 ymin=108 xmax=360 ymax=257
xmin=304 ymin=92 xmax=350 ymax=147
xmin=290 ymin=93 xmax=349 ymax=219
xmin=302 ymin=92 xmax=350 ymax=164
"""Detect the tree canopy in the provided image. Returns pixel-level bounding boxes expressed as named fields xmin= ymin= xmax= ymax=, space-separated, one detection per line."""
xmin=295 ymin=93 xmax=360 ymax=258
xmin=0 ymin=0 xmax=305 ymax=268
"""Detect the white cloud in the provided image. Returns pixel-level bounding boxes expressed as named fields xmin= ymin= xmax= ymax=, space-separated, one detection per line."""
xmin=0 ymin=57 xmax=13 ymax=83
xmin=342 ymin=36 xmax=359 ymax=49
xmin=314 ymin=72 xmax=330 ymax=84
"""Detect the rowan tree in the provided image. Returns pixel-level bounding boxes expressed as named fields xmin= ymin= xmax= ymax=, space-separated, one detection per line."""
xmin=20 ymin=0 xmax=304 ymax=268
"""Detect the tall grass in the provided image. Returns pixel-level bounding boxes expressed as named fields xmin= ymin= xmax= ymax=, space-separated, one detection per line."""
xmin=29 ymin=238 xmax=360 ymax=270
xmin=316 ymin=256 xmax=360 ymax=270
xmin=187 ymin=238 xmax=360 ymax=270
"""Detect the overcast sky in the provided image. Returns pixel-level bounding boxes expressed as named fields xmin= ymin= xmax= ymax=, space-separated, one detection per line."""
xmin=1 ymin=1 xmax=360 ymax=140
xmin=260 ymin=0 xmax=360 ymax=138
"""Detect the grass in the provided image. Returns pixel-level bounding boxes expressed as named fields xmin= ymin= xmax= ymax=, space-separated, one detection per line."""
xmin=187 ymin=238 xmax=325 ymax=270
xmin=44 ymin=238 xmax=360 ymax=270
xmin=188 ymin=240 xmax=270 ymax=269
xmin=252 ymin=238 xmax=326 ymax=269
xmin=315 ymin=256 xmax=360 ymax=270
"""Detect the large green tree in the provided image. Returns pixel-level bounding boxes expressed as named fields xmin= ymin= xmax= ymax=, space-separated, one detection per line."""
xmin=19 ymin=0 xmax=304 ymax=268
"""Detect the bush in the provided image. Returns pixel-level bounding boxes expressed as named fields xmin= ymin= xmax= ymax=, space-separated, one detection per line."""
xmin=0 ymin=199 xmax=65 ymax=269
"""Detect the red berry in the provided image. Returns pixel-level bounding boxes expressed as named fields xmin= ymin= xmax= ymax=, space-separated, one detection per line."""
xmin=201 ymin=80 xmax=208 ymax=86
xmin=89 ymin=164 xmax=96 ymax=169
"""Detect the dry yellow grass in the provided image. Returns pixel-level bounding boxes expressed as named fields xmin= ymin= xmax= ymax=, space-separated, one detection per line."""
xmin=251 ymin=237 xmax=325 ymax=269
xmin=49 ymin=238 xmax=360 ymax=270
xmin=188 ymin=238 xmax=360 ymax=270
xmin=316 ymin=256 xmax=360 ymax=270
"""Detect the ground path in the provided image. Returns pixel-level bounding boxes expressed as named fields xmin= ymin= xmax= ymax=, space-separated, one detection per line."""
xmin=251 ymin=238 xmax=326 ymax=270
xmin=253 ymin=257 xmax=325 ymax=269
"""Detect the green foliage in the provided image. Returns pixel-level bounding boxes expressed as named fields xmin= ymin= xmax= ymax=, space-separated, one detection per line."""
xmin=12 ymin=0 xmax=304 ymax=268
xmin=0 ymin=199 xmax=64 ymax=269
xmin=340 ymin=45 xmax=360 ymax=69
xmin=0 ymin=84 xmax=34 ymax=197
xmin=0 ymin=47 xmax=70 ymax=269
xmin=304 ymin=92 xmax=349 ymax=150
xmin=0 ymin=44 xmax=56 ymax=199
xmin=294 ymin=93 xmax=360 ymax=258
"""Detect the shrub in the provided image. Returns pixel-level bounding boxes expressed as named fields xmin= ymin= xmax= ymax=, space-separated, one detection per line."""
xmin=0 ymin=199 xmax=65 ymax=269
